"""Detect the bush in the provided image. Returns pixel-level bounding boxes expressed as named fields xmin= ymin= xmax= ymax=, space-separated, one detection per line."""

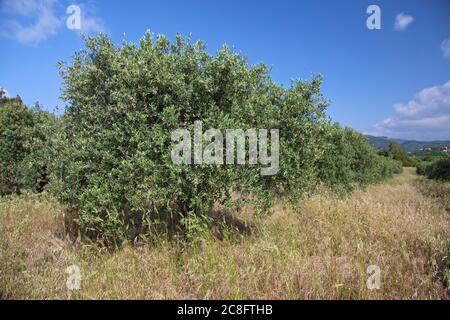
xmin=19 ymin=106 xmax=58 ymax=193
xmin=388 ymin=140 xmax=417 ymax=167
xmin=0 ymin=90 xmax=56 ymax=196
xmin=0 ymin=96 xmax=33 ymax=195
xmin=316 ymin=124 xmax=402 ymax=192
xmin=51 ymin=32 xmax=401 ymax=243
xmin=390 ymin=157 xmax=404 ymax=174
xmin=423 ymin=157 xmax=450 ymax=181
xmin=416 ymin=161 xmax=431 ymax=176
xmin=54 ymin=32 xmax=329 ymax=243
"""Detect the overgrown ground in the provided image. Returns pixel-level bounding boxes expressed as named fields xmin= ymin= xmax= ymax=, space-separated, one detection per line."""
xmin=1 ymin=168 xmax=449 ymax=299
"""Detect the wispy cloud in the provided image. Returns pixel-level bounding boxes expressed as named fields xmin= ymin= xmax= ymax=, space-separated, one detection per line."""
xmin=80 ymin=15 xmax=104 ymax=34
xmin=0 ymin=0 xmax=62 ymax=44
xmin=375 ymin=81 xmax=450 ymax=140
xmin=442 ymin=39 xmax=450 ymax=59
xmin=394 ymin=13 xmax=414 ymax=31
xmin=0 ymin=0 xmax=105 ymax=44
xmin=76 ymin=2 xmax=105 ymax=34
xmin=67 ymin=2 xmax=106 ymax=34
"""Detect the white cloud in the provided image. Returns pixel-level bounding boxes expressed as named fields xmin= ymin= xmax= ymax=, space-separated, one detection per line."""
xmin=3 ymin=0 xmax=43 ymax=16
xmin=375 ymin=81 xmax=450 ymax=140
xmin=76 ymin=3 xmax=105 ymax=34
xmin=442 ymin=39 xmax=450 ymax=59
xmin=80 ymin=15 xmax=104 ymax=34
xmin=0 ymin=0 xmax=62 ymax=44
xmin=0 ymin=0 xmax=105 ymax=44
xmin=394 ymin=13 xmax=414 ymax=31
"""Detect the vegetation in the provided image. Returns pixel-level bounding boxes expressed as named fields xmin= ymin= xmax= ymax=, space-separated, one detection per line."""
xmin=0 ymin=90 xmax=56 ymax=196
xmin=0 ymin=92 xmax=31 ymax=195
xmin=414 ymin=142 xmax=450 ymax=182
xmin=416 ymin=161 xmax=433 ymax=176
xmin=1 ymin=32 xmax=450 ymax=300
xmin=317 ymin=125 xmax=402 ymax=193
xmin=0 ymin=33 xmax=404 ymax=244
xmin=366 ymin=135 xmax=450 ymax=154
xmin=388 ymin=140 xmax=417 ymax=167
xmin=417 ymin=156 xmax=450 ymax=181
xmin=44 ymin=32 xmax=402 ymax=243
xmin=1 ymin=168 xmax=448 ymax=299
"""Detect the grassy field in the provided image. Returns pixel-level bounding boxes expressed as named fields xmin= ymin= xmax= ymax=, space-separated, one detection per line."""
xmin=1 ymin=168 xmax=449 ymax=299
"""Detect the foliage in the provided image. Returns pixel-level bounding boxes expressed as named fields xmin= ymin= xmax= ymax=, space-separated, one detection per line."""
xmin=317 ymin=125 xmax=402 ymax=192
xmin=0 ymin=94 xmax=32 ymax=195
xmin=19 ymin=106 xmax=58 ymax=193
xmin=366 ymin=134 xmax=450 ymax=154
xmin=388 ymin=140 xmax=402 ymax=155
xmin=416 ymin=155 xmax=450 ymax=181
xmin=52 ymin=32 xmax=332 ymax=242
xmin=388 ymin=140 xmax=417 ymax=167
xmin=422 ymin=157 xmax=450 ymax=181
xmin=2 ymin=170 xmax=449 ymax=299
xmin=0 ymin=90 xmax=56 ymax=195
xmin=416 ymin=161 xmax=432 ymax=176
xmin=2 ymin=33 xmax=405 ymax=243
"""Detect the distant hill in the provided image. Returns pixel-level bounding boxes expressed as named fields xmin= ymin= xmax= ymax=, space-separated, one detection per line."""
xmin=365 ymin=135 xmax=450 ymax=153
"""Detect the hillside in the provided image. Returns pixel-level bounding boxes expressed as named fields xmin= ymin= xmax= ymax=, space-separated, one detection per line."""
xmin=365 ymin=135 xmax=450 ymax=153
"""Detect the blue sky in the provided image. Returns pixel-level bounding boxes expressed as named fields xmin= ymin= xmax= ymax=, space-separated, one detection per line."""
xmin=1 ymin=0 xmax=450 ymax=140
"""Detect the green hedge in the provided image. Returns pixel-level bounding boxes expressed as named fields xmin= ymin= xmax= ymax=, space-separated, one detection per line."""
xmin=1 ymin=33 xmax=404 ymax=243
xmin=316 ymin=124 xmax=402 ymax=192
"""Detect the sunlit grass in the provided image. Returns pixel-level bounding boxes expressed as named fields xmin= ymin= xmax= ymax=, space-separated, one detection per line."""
xmin=1 ymin=170 xmax=449 ymax=299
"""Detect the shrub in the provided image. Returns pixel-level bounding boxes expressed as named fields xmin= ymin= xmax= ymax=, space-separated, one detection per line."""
xmin=54 ymin=32 xmax=329 ymax=243
xmin=52 ymin=32 xmax=401 ymax=243
xmin=390 ymin=157 xmax=404 ymax=174
xmin=424 ymin=157 xmax=450 ymax=181
xmin=416 ymin=161 xmax=432 ymax=176
xmin=0 ymin=90 xmax=56 ymax=196
xmin=19 ymin=106 xmax=58 ymax=193
xmin=316 ymin=124 xmax=402 ymax=192
xmin=388 ymin=140 xmax=417 ymax=167
xmin=0 ymin=95 xmax=33 ymax=195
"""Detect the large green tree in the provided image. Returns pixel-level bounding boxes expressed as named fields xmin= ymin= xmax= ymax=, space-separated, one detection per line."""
xmin=54 ymin=32 xmax=329 ymax=242
xmin=53 ymin=32 xmax=402 ymax=243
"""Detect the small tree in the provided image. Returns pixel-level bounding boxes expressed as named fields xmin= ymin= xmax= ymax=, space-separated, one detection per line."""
xmin=0 ymin=95 xmax=33 ymax=195
xmin=0 ymin=94 xmax=56 ymax=195
xmin=19 ymin=105 xmax=58 ymax=193
xmin=388 ymin=140 xmax=402 ymax=155
xmin=389 ymin=140 xmax=416 ymax=167
xmin=317 ymin=125 xmax=402 ymax=192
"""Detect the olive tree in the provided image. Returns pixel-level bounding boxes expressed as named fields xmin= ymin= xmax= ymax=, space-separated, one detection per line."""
xmin=55 ymin=32 xmax=329 ymax=242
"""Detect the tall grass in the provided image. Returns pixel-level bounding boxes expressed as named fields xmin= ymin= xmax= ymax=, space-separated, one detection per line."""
xmin=1 ymin=169 xmax=449 ymax=299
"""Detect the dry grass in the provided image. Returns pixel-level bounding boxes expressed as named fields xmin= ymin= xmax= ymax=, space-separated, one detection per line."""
xmin=1 ymin=168 xmax=449 ymax=299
